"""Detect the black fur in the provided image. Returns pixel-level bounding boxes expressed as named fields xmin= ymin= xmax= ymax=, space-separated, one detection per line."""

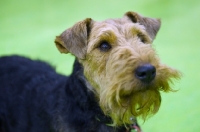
xmin=0 ymin=55 xmax=128 ymax=132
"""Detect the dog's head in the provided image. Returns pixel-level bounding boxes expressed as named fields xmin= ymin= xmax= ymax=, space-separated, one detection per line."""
xmin=55 ymin=11 xmax=181 ymax=126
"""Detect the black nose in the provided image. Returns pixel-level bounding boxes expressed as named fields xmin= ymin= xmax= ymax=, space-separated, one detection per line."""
xmin=135 ymin=64 xmax=156 ymax=83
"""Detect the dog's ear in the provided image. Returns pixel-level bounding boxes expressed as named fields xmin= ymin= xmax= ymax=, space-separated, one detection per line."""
xmin=125 ymin=11 xmax=161 ymax=40
xmin=55 ymin=18 xmax=93 ymax=59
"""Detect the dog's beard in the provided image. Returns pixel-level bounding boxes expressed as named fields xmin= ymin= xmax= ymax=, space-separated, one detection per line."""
xmin=99 ymin=65 xmax=181 ymax=126
xmin=100 ymin=88 xmax=161 ymax=126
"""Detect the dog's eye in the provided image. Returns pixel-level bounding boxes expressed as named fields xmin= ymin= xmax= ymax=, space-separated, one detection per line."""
xmin=99 ymin=41 xmax=112 ymax=52
xmin=137 ymin=33 xmax=147 ymax=43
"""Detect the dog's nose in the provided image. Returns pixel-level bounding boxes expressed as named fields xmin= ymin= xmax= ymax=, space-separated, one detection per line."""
xmin=135 ymin=64 xmax=156 ymax=83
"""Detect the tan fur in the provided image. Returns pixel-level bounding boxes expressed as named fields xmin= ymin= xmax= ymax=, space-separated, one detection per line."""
xmin=55 ymin=11 xmax=181 ymax=126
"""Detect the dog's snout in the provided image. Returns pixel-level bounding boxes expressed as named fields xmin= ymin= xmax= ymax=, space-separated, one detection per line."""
xmin=135 ymin=64 xmax=156 ymax=83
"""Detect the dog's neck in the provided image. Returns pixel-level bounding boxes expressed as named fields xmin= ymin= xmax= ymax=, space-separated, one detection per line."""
xmin=66 ymin=59 xmax=141 ymax=132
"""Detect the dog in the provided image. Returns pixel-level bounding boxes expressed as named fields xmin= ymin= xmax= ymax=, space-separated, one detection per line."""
xmin=0 ymin=11 xmax=181 ymax=132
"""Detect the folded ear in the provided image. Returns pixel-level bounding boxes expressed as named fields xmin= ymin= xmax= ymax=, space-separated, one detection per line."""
xmin=125 ymin=11 xmax=161 ymax=40
xmin=54 ymin=18 xmax=93 ymax=59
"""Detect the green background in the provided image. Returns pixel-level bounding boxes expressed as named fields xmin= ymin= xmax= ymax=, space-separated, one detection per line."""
xmin=1 ymin=0 xmax=200 ymax=131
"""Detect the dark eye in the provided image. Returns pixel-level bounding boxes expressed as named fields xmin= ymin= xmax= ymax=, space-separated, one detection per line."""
xmin=137 ymin=33 xmax=147 ymax=43
xmin=99 ymin=41 xmax=112 ymax=52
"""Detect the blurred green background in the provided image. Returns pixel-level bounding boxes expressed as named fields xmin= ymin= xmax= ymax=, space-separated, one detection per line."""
xmin=1 ymin=0 xmax=200 ymax=131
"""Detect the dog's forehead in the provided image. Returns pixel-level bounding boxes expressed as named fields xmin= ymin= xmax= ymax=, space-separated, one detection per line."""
xmin=91 ymin=17 xmax=146 ymax=35
xmin=92 ymin=18 xmax=129 ymax=31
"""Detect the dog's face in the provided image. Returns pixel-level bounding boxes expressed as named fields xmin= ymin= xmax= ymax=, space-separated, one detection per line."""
xmin=55 ymin=11 xmax=181 ymax=126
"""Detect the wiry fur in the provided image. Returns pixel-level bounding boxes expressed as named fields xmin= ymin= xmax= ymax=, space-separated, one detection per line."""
xmin=55 ymin=11 xmax=181 ymax=126
xmin=0 ymin=11 xmax=181 ymax=132
xmin=0 ymin=56 xmax=128 ymax=132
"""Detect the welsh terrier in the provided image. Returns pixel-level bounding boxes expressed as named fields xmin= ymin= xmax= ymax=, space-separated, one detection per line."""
xmin=0 ymin=11 xmax=181 ymax=132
